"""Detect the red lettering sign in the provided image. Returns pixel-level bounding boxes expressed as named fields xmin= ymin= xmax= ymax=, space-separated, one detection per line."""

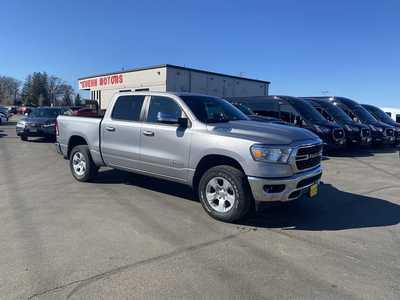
xmin=81 ymin=74 xmax=123 ymax=89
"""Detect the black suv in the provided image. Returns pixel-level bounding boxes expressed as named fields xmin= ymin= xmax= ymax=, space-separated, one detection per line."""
xmin=362 ymin=104 xmax=400 ymax=145
xmin=311 ymin=97 xmax=395 ymax=145
xmin=227 ymin=96 xmax=346 ymax=151
xmin=301 ymin=98 xmax=372 ymax=147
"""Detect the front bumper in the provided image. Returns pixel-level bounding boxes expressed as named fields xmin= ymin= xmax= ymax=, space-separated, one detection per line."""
xmin=247 ymin=166 xmax=322 ymax=202
xmin=16 ymin=125 xmax=56 ymax=137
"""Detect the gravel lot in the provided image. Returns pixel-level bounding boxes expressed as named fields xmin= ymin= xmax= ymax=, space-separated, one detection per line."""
xmin=0 ymin=116 xmax=399 ymax=299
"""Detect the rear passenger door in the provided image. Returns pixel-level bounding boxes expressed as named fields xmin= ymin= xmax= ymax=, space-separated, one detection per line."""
xmin=101 ymin=95 xmax=145 ymax=170
xmin=139 ymin=96 xmax=191 ymax=182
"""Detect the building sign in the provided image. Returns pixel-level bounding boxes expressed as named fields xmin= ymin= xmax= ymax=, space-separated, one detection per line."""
xmin=80 ymin=74 xmax=123 ymax=89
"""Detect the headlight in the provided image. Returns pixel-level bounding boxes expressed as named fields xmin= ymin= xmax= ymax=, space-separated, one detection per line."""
xmin=42 ymin=123 xmax=55 ymax=128
xmin=17 ymin=121 xmax=26 ymax=127
xmin=250 ymin=145 xmax=293 ymax=163
xmin=315 ymin=125 xmax=331 ymax=134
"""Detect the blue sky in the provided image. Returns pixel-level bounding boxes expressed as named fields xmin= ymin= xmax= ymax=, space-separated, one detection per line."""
xmin=1 ymin=0 xmax=399 ymax=106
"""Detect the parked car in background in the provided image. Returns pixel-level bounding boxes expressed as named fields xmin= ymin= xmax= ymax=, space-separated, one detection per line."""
xmin=16 ymin=107 xmax=69 ymax=141
xmin=0 ymin=106 xmax=11 ymax=119
xmin=362 ymin=104 xmax=400 ymax=145
xmin=8 ymin=106 xmax=17 ymax=114
xmin=56 ymin=92 xmax=323 ymax=222
xmin=231 ymin=102 xmax=290 ymax=125
xmin=17 ymin=106 xmax=35 ymax=115
xmin=71 ymin=107 xmax=98 ymax=117
xmin=314 ymin=97 xmax=395 ymax=145
xmin=301 ymin=98 xmax=372 ymax=147
xmin=227 ymin=96 xmax=346 ymax=151
xmin=0 ymin=111 xmax=7 ymax=125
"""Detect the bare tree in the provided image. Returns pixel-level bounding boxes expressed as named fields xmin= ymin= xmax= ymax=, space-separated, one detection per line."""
xmin=0 ymin=76 xmax=21 ymax=105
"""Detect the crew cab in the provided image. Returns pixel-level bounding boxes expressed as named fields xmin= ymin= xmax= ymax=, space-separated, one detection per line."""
xmin=227 ymin=96 xmax=346 ymax=151
xmin=56 ymin=92 xmax=323 ymax=222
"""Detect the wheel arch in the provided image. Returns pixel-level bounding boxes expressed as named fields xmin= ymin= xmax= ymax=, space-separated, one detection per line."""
xmin=192 ymin=154 xmax=246 ymax=190
xmin=67 ymin=135 xmax=88 ymax=158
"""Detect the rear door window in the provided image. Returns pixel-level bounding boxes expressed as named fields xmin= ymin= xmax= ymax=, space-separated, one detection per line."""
xmin=146 ymin=96 xmax=182 ymax=124
xmin=111 ymin=95 xmax=145 ymax=121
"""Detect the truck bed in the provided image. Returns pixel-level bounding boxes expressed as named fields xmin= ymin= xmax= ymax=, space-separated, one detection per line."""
xmin=57 ymin=115 xmax=103 ymax=160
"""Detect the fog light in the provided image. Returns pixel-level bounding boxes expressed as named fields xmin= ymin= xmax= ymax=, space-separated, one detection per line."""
xmin=263 ymin=184 xmax=285 ymax=194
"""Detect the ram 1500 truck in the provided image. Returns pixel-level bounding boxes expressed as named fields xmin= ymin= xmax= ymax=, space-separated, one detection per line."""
xmin=55 ymin=92 xmax=323 ymax=222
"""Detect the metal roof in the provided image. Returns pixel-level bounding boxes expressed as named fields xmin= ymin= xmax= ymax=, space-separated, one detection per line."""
xmin=78 ymin=64 xmax=270 ymax=84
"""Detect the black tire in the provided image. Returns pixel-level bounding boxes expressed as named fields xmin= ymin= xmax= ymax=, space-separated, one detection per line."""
xmin=20 ymin=135 xmax=28 ymax=141
xmin=69 ymin=145 xmax=98 ymax=182
xmin=198 ymin=165 xmax=252 ymax=222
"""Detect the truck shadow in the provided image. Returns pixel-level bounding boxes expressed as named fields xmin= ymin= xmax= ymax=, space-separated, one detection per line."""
xmin=95 ymin=169 xmax=399 ymax=231
xmin=94 ymin=169 xmax=196 ymax=201
xmin=0 ymin=129 xmax=6 ymax=138
xmin=242 ymin=183 xmax=400 ymax=231
xmin=327 ymin=146 xmax=398 ymax=158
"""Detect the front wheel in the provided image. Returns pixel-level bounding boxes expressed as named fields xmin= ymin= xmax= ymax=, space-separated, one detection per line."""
xmin=198 ymin=165 xmax=252 ymax=222
xmin=20 ymin=135 xmax=28 ymax=141
xmin=69 ymin=145 xmax=98 ymax=182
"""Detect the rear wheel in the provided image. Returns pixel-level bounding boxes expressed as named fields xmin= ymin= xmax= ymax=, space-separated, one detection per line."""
xmin=69 ymin=145 xmax=98 ymax=182
xmin=198 ymin=165 xmax=252 ymax=222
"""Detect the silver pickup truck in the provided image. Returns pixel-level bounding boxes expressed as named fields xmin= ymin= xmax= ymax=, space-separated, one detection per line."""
xmin=56 ymin=92 xmax=323 ymax=222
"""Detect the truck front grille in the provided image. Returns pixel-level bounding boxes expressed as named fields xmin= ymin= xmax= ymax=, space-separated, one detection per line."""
xmin=361 ymin=128 xmax=370 ymax=137
xmin=295 ymin=144 xmax=323 ymax=171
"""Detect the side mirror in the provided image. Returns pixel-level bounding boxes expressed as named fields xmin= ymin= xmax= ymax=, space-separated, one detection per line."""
xmin=178 ymin=117 xmax=189 ymax=128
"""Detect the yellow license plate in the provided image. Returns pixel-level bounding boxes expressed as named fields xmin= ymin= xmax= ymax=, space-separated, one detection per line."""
xmin=309 ymin=183 xmax=318 ymax=198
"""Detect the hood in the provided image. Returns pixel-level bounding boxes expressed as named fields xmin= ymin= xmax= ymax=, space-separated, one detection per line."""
xmin=248 ymin=115 xmax=290 ymax=125
xmin=313 ymin=121 xmax=342 ymax=129
xmin=374 ymin=121 xmax=395 ymax=129
xmin=207 ymin=120 xmax=320 ymax=145
xmin=24 ymin=117 xmax=57 ymax=124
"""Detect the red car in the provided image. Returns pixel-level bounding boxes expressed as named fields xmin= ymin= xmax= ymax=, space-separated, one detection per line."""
xmin=72 ymin=107 xmax=99 ymax=117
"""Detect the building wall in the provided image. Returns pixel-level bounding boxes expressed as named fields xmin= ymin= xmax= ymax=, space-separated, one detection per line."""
xmin=79 ymin=66 xmax=269 ymax=110
xmin=381 ymin=107 xmax=400 ymax=122
xmin=79 ymin=67 xmax=167 ymax=109
xmin=166 ymin=67 xmax=268 ymax=98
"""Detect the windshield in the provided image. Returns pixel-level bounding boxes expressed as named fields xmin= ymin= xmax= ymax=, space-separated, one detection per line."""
xmin=233 ymin=103 xmax=254 ymax=116
xmin=286 ymin=99 xmax=326 ymax=122
xmin=319 ymin=102 xmax=353 ymax=122
xmin=364 ymin=106 xmax=394 ymax=124
xmin=29 ymin=108 xmax=64 ymax=118
xmin=180 ymin=96 xmax=249 ymax=123
xmin=352 ymin=106 xmax=377 ymax=123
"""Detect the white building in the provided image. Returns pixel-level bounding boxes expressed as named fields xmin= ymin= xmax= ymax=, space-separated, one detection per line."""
xmin=381 ymin=107 xmax=400 ymax=123
xmin=78 ymin=64 xmax=270 ymax=110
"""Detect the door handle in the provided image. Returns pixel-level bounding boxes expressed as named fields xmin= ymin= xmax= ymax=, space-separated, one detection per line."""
xmin=105 ymin=126 xmax=116 ymax=132
xmin=143 ymin=130 xmax=155 ymax=136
